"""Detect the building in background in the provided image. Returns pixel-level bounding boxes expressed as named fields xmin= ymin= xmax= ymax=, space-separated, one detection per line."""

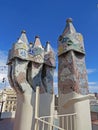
xmin=0 ymin=88 xmax=17 ymax=119
xmin=1 ymin=88 xmax=17 ymax=113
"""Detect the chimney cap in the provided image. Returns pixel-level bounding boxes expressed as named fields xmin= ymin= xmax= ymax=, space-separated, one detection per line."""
xmin=46 ymin=41 xmax=50 ymax=44
xmin=21 ymin=30 xmax=26 ymax=34
xmin=35 ymin=35 xmax=40 ymax=38
xmin=66 ymin=18 xmax=73 ymax=23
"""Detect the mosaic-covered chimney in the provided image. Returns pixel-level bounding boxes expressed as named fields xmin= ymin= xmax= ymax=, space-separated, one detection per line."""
xmin=58 ymin=18 xmax=89 ymax=95
xmin=42 ymin=41 xmax=56 ymax=94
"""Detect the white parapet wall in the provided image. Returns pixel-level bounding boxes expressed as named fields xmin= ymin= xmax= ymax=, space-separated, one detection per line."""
xmin=58 ymin=92 xmax=92 ymax=130
xmin=36 ymin=93 xmax=55 ymax=130
xmin=14 ymin=90 xmax=55 ymax=130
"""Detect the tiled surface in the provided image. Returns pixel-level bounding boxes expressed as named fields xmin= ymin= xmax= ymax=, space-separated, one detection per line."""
xmin=58 ymin=18 xmax=88 ymax=95
xmin=7 ymin=31 xmax=55 ymax=94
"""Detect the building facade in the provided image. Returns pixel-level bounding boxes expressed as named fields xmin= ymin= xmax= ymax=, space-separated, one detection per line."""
xmin=1 ymin=88 xmax=17 ymax=113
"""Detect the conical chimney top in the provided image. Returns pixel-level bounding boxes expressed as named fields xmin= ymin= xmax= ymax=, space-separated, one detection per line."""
xmin=35 ymin=35 xmax=40 ymax=38
xmin=34 ymin=35 xmax=43 ymax=48
xmin=45 ymin=41 xmax=55 ymax=54
xmin=21 ymin=30 xmax=26 ymax=34
xmin=62 ymin=18 xmax=76 ymax=36
xmin=66 ymin=18 xmax=73 ymax=23
xmin=17 ymin=30 xmax=29 ymax=45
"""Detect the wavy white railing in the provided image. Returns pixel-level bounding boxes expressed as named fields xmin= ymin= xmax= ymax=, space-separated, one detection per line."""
xmin=35 ymin=113 xmax=77 ymax=130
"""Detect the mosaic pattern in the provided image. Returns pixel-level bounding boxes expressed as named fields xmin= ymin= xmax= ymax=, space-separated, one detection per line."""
xmin=58 ymin=33 xmax=85 ymax=56
xmin=12 ymin=59 xmax=32 ymax=94
xmin=28 ymin=62 xmax=45 ymax=93
xmin=7 ymin=31 xmax=55 ymax=94
xmin=58 ymin=18 xmax=85 ymax=56
xmin=74 ymin=53 xmax=89 ymax=94
xmin=42 ymin=42 xmax=56 ymax=94
xmin=42 ymin=65 xmax=54 ymax=94
xmin=28 ymin=36 xmax=44 ymax=63
xmin=58 ymin=18 xmax=89 ymax=95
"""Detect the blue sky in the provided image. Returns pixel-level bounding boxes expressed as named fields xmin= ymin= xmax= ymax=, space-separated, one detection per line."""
xmin=0 ymin=0 xmax=98 ymax=93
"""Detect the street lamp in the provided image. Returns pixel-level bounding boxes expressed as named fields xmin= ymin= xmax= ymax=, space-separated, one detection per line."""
xmin=2 ymin=77 xmax=6 ymax=89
